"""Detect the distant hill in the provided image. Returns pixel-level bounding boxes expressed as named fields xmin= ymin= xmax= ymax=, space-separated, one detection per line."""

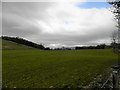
xmin=2 ymin=39 xmax=36 ymax=50
xmin=1 ymin=36 xmax=45 ymax=50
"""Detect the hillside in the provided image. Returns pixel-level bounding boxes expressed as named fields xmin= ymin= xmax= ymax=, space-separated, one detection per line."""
xmin=2 ymin=39 xmax=35 ymax=50
xmin=2 ymin=36 xmax=45 ymax=50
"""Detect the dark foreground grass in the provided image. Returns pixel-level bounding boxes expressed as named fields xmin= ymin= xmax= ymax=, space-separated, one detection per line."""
xmin=2 ymin=49 xmax=118 ymax=88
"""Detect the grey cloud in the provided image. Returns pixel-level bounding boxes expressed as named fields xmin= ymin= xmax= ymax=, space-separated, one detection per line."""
xmin=2 ymin=21 xmax=39 ymax=37
xmin=2 ymin=2 xmax=117 ymax=48
xmin=33 ymin=31 xmax=111 ymax=47
xmin=2 ymin=2 xmax=54 ymax=19
xmin=2 ymin=2 xmax=49 ymax=37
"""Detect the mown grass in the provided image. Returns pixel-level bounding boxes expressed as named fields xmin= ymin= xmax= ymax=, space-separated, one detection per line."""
xmin=2 ymin=49 xmax=118 ymax=88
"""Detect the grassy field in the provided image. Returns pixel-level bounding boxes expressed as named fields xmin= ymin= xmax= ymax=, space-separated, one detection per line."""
xmin=2 ymin=49 xmax=118 ymax=88
xmin=0 ymin=50 xmax=2 ymax=89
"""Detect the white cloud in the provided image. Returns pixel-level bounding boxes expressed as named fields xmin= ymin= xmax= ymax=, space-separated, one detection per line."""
xmin=2 ymin=2 xmax=117 ymax=48
xmin=38 ymin=4 xmax=115 ymax=36
xmin=2 ymin=0 xmax=86 ymax=2
xmin=35 ymin=2 xmax=116 ymax=45
xmin=2 ymin=0 xmax=109 ymax=2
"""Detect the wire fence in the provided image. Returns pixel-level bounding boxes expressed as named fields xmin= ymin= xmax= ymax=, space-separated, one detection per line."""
xmin=100 ymin=66 xmax=119 ymax=89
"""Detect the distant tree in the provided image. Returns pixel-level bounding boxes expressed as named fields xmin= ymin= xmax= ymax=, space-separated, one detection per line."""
xmin=96 ymin=44 xmax=105 ymax=49
xmin=75 ymin=44 xmax=106 ymax=50
xmin=44 ymin=47 xmax=50 ymax=50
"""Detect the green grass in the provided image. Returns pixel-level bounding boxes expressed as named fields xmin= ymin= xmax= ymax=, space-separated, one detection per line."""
xmin=0 ymin=50 xmax=2 ymax=89
xmin=2 ymin=49 xmax=118 ymax=88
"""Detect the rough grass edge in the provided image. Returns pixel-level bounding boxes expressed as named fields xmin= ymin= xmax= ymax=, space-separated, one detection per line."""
xmin=82 ymin=67 xmax=113 ymax=90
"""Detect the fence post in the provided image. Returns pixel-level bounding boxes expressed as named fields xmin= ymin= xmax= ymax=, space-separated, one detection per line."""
xmin=112 ymin=66 xmax=119 ymax=90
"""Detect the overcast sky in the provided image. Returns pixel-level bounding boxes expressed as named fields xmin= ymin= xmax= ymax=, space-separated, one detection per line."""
xmin=2 ymin=1 xmax=117 ymax=48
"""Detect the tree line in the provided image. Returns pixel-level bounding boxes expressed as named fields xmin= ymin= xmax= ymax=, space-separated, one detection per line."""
xmin=75 ymin=44 xmax=106 ymax=50
xmin=2 ymin=36 xmax=119 ymax=50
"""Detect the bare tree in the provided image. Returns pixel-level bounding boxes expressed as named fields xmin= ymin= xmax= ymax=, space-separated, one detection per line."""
xmin=111 ymin=31 xmax=118 ymax=51
xmin=112 ymin=31 xmax=117 ymax=43
xmin=108 ymin=0 xmax=120 ymax=51
xmin=107 ymin=1 xmax=120 ymax=89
